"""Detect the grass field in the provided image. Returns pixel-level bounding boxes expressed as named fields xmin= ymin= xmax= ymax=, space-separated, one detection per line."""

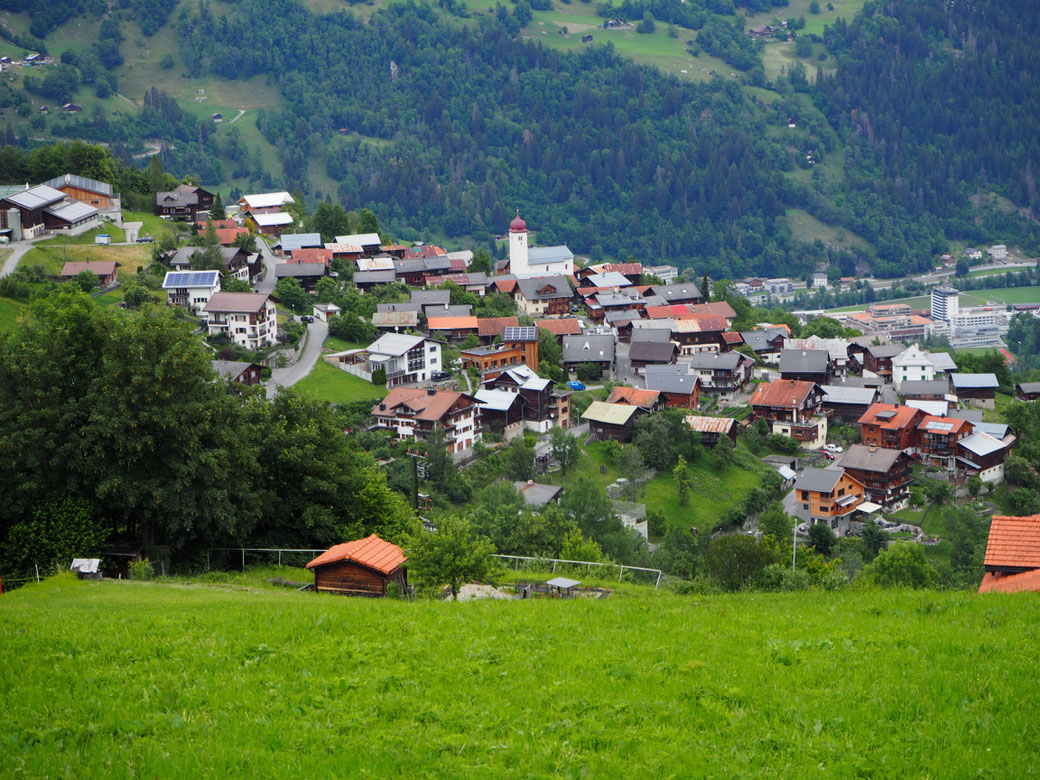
xmin=0 ymin=295 xmax=27 ymax=332
xmin=826 ymin=285 xmax=1040 ymax=314
xmin=36 ymin=223 xmax=126 ymax=245
xmin=2 ymin=574 xmax=1040 ymax=776
xmin=21 ymin=244 xmax=153 ymax=279
xmin=786 ymin=208 xmax=873 ymax=253
xmin=293 ymin=358 xmax=388 ymax=404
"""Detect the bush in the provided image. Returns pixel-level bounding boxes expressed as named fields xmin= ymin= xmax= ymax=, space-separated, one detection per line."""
xmin=860 ymin=543 xmax=938 ymax=589
xmin=758 ymin=563 xmax=811 ymax=592
xmin=129 ymin=558 xmax=156 ymax=581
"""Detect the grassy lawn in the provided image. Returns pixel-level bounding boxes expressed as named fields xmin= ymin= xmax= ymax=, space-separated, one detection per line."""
xmin=786 ymin=208 xmax=872 ymax=254
xmin=3 ymin=574 xmax=1040 ymax=776
xmin=36 ymin=223 xmax=126 ymax=245
xmin=829 ymin=295 xmax=931 ymax=313
xmin=122 ymin=210 xmax=180 ymax=242
xmin=0 ymin=295 xmax=27 ymax=332
xmin=323 ymin=336 xmax=367 ymax=353
xmin=21 ymin=244 xmax=153 ymax=279
xmin=959 ymin=286 xmax=1040 ymax=306
xmin=293 ymin=358 xmax=388 ymax=404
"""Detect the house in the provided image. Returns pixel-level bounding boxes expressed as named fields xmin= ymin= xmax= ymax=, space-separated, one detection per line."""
xmin=477 ymin=316 xmax=520 ymax=345
xmin=649 ymin=282 xmax=703 ymax=306
xmin=371 ymin=310 xmax=419 ymax=331
xmin=628 ymin=340 xmax=679 ymax=373
xmin=535 ymin=318 xmax=582 ymax=340
xmin=155 ymin=184 xmax=214 ymax=221
xmin=239 ymin=191 xmax=294 ymax=216
xmin=353 ymin=270 xmax=397 ymax=290
xmin=427 ymin=316 xmax=480 ymax=344
xmin=685 ymin=416 xmax=738 ymax=447
xmin=212 ymin=360 xmax=263 ymax=386
xmin=43 ymin=173 xmax=116 ymax=210
xmin=483 ymin=364 xmax=569 ymax=432
xmin=671 ymin=315 xmax=729 ymax=354
xmin=739 ymin=329 xmax=787 ymax=363
xmin=793 ymin=467 xmax=865 ymax=534
xmin=251 ymin=212 xmax=294 ymax=236
xmin=1 ymin=184 xmax=100 ymax=237
xmin=203 ymin=292 xmax=278 ymax=349
xmin=606 ymin=386 xmax=664 ymax=413
xmin=956 ymin=432 xmax=1010 ymax=483
xmin=784 ymin=336 xmax=851 ymax=376
xmin=562 ymin=335 xmax=615 ymax=376
xmin=411 ymin=290 xmax=451 ymax=308
xmin=275 ymin=262 xmax=327 ymax=291
xmin=582 ymin=401 xmax=644 ymax=443
xmin=335 ymin=233 xmax=382 ymax=255
xmin=60 ymin=260 xmax=118 ymax=287
xmin=475 ymin=388 xmax=526 ymax=439
xmin=643 ymin=365 xmax=701 ymax=408
xmin=838 ymin=445 xmax=913 ymax=512
xmin=820 ymin=384 xmax=879 ymax=424
xmin=750 ymin=379 xmax=828 ymax=450
xmin=951 ymin=373 xmax=1000 ymax=409
xmin=501 ymin=326 xmax=539 ymax=371
xmin=779 ymin=349 xmax=831 ymax=384
xmin=305 ymin=535 xmax=407 ymax=597
xmin=356 ymin=255 xmax=395 ymax=271
xmin=891 ymin=344 xmax=935 ymax=391
xmin=514 ymin=481 xmax=564 ymax=506
xmin=312 ymin=302 xmax=341 ymax=323
xmin=687 ymin=352 xmax=754 ymax=400
xmin=901 ymin=379 xmax=950 ymax=402
xmin=859 ymin=344 xmax=905 ymax=380
xmin=515 ymin=276 xmax=573 ymax=317
xmin=372 ymin=387 xmax=482 ymax=453
xmin=917 ymin=415 xmax=973 ymax=470
xmin=978 ymin=514 xmax=1040 ymax=593
xmin=461 ymin=343 xmax=527 ymax=376
xmin=857 ymin=404 xmax=924 ymax=454
xmin=162 ymin=269 xmax=221 ymax=314
xmin=581 ymin=34 xmax=593 ymax=42
xmin=1016 ymin=381 xmax=1040 ymax=401
xmin=748 ymin=23 xmax=774 ymax=37
xmin=277 ymin=232 xmax=323 ymax=256
xmin=327 ymin=333 xmax=443 ymax=387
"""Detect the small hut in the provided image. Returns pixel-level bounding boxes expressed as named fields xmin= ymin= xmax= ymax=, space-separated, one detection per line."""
xmin=70 ymin=558 xmax=101 ymax=580
xmin=306 ymin=535 xmax=407 ymax=597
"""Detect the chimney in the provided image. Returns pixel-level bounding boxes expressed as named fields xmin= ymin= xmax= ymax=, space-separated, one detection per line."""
xmin=379 ymin=403 xmax=386 ymax=410
xmin=427 ymin=388 xmax=437 ymax=395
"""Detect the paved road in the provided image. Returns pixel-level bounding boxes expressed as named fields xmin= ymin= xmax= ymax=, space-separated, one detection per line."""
xmin=266 ymin=318 xmax=328 ymax=398
xmin=254 ymin=239 xmax=278 ymax=295
xmin=0 ymin=240 xmax=37 ymax=278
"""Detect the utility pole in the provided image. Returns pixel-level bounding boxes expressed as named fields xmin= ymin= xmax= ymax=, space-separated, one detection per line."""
xmin=792 ymin=522 xmax=798 ymax=571
xmin=407 ymin=446 xmax=429 ymax=513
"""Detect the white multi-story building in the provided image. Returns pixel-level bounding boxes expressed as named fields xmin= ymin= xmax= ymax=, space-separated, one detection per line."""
xmin=931 ymin=285 xmax=959 ymax=322
xmin=892 ymin=344 xmax=935 ymax=391
xmin=203 ymin=292 xmax=278 ymax=350
xmin=325 ymin=333 xmax=442 ymax=387
xmin=162 ymin=270 xmax=221 ymax=314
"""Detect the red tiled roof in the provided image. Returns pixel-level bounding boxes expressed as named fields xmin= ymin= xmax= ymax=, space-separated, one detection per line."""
xmin=750 ymin=379 xmax=818 ymax=409
xmin=918 ymin=415 xmax=971 ymax=435
xmin=646 ymin=304 xmax=694 ymax=320
xmin=603 ymin=262 xmax=643 ymax=275
xmin=722 ymin=332 xmax=744 ymax=345
xmin=983 ymin=515 xmax=1040 ymax=573
xmin=689 ymin=301 xmax=737 ymax=319
xmin=535 ymin=318 xmax=581 ymax=336
xmin=449 ymin=257 xmax=468 ymax=272
xmin=494 ymin=278 xmax=517 ymax=294
xmin=374 ymin=387 xmax=477 ymax=422
xmin=857 ymin=404 xmax=923 ymax=430
xmin=306 ymin=534 xmax=406 ymax=574
xmin=606 ymin=386 xmax=661 ymax=408
xmin=978 ymin=570 xmax=1040 ymax=593
xmin=427 ymin=316 xmax=479 ymax=330
xmin=210 ymin=227 xmax=249 ymax=245
xmin=290 ymin=248 xmax=333 ymax=264
xmin=204 ymin=292 xmax=270 ymax=314
xmin=477 ymin=316 xmax=519 ymax=337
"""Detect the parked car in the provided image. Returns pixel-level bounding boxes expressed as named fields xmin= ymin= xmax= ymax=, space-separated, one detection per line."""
xmin=135 ymin=235 xmax=155 ymax=243
xmin=567 ymin=381 xmax=586 ymax=391
xmin=822 ymin=451 xmax=835 ymax=461
xmin=300 ymin=315 xmax=314 ymax=323
xmin=825 ymin=443 xmax=844 ymax=453
xmin=430 ymin=371 xmax=451 ymax=381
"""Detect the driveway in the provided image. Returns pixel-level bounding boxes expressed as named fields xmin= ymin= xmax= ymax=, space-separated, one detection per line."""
xmin=0 ymin=240 xmax=38 ymax=278
xmin=266 ymin=318 xmax=328 ymax=397
xmin=254 ymin=239 xmax=278 ymax=295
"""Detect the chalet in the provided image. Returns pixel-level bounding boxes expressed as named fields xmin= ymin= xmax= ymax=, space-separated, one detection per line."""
xmin=748 ymin=23 xmax=774 ymax=37
xmin=784 ymin=336 xmax=851 ymax=377
xmin=44 ymin=173 xmax=116 ymax=210
xmin=687 ymin=352 xmax=754 ymax=400
xmin=155 ymin=184 xmax=214 ymax=221
xmin=277 ymin=232 xmax=323 ymax=256
xmin=372 ymin=310 xmax=420 ymax=331
xmin=275 ymin=262 xmax=327 ymax=291
xmin=353 ymin=270 xmax=397 ymax=290
xmin=562 ymin=335 xmax=615 ymax=376
xmin=838 ymin=445 xmax=913 ymax=512
xmin=392 ymin=258 xmax=427 ymax=286
xmin=306 ymin=535 xmax=407 ymax=597
xmin=411 ymin=290 xmax=451 ymax=308
xmin=1016 ymin=381 xmax=1040 ymax=401
xmin=427 ymin=316 xmax=480 ymax=344
xmin=917 ymin=415 xmax=973 ymax=470
xmin=956 ymin=432 xmax=1010 ymax=483
xmin=251 ymin=212 xmax=294 ymax=236
xmin=643 ymin=365 xmax=700 ymax=409
xmin=203 ymin=292 xmax=278 ymax=350
xmin=483 ymin=364 xmax=569 ymax=432
xmin=891 ymin=344 xmax=936 ymax=391
xmin=901 ymin=379 xmax=949 ymax=402
xmin=779 ymin=349 xmax=831 ymax=384
xmin=372 ymin=387 xmax=482 ymax=453
xmin=212 ymin=360 xmax=263 ymax=386
xmin=860 ymin=344 xmax=905 ymax=380
xmin=857 ymin=404 xmax=924 ymax=454
xmin=951 ymin=373 xmax=1000 ymax=409
xmin=628 ymin=340 xmax=679 ymax=373
xmin=514 ymin=481 xmax=564 ymax=506
xmin=474 ymin=388 xmax=525 ymax=439
xmin=750 ymin=379 xmax=828 ymax=450
xmin=581 ymin=270 xmax=633 ymax=289
xmin=63 ymin=102 xmax=81 ymax=113
xmin=239 ymin=191 xmax=294 ymax=216
xmin=515 ymin=276 xmax=573 ymax=317
xmin=978 ymin=514 xmax=1040 ymax=593
xmin=162 ymin=269 xmax=221 ymax=314
xmin=649 ymin=282 xmax=702 ymax=305
xmin=794 ymin=467 xmax=865 ymax=534
xmin=477 ymin=316 xmax=520 ymax=345
xmin=461 ymin=343 xmax=526 ymax=376
xmin=60 ymin=260 xmax=118 ymax=287
xmin=739 ymin=329 xmax=786 ymax=363
xmin=168 ymin=246 xmax=255 ymax=280
xmin=671 ymin=315 xmax=729 ymax=354
xmin=606 ymin=387 xmax=664 ymax=413
xmin=685 ymin=416 xmax=738 ymax=448
xmin=582 ymin=401 xmax=644 ymax=443
xmin=820 ymin=384 xmax=879 ymax=424
xmin=335 ymin=232 xmax=382 ymax=255
xmin=327 ymin=333 xmax=442 ymax=387
xmin=582 ymin=34 xmax=593 ymax=42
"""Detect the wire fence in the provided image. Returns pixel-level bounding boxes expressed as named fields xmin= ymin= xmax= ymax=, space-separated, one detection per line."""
xmin=207 ymin=548 xmax=327 ymax=572
xmin=491 ymin=554 xmax=664 ymax=588
xmin=0 ymin=564 xmax=62 ymax=594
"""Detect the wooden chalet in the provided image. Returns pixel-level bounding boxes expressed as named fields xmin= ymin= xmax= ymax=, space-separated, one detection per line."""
xmin=838 ymin=444 xmax=913 ymax=512
xmin=582 ymin=401 xmax=644 ymax=442
xmin=857 ymin=404 xmax=924 ymax=453
xmin=951 ymin=373 xmax=1000 ymax=409
xmin=685 ymin=415 xmax=738 ymax=447
xmin=794 ymin=467 xmax=865 ymax=535
xmin=1015 ymin=382 xmax=1040 ymax=401
xmin=978 ymin=514 xmax=1040 ymax=593
xmin=306 ymin=535 xmax=407 ymax=597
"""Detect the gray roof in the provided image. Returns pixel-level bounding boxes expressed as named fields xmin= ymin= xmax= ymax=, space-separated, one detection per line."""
xmin=513 ymin=481 xmax=563 ymax=506
xmin=628 ymin=341 xmax=677 ymax=362
xmin=424 ymin=304 xmax=472 ymax=318
xmin=838 ymin=444 xmax=905 ymax=473
xmin=644 ymin=370 xmax=699 ymax=395
xmin=394 ymin=258 xmax=427 ymax=274
xmin=424 ymin=257 xmax=452 ymax=272
xmin=516 ymin=276 xmax=572 ymax=301
xmin=604 ymin=310 xmax=635 ymax=325
xmin=865 ymin=344 xmax=905 ymax=359
xmin=975 ymin=421 xmax=1010 ymax=439
xmin=45 ymin=199 xmax=98 ymax=223
xmin=562 ymin=335 xmax=615 ymax=363
xmin=951 ymin=373 xmax=999 ymax=389
xmin=780 ymin=349 xmax=830 ymax=375
xmin=5 ymin=184 xmax=65 ymax=209
xmin=820 ymin=385 xmax=877 ymax=405
xmin=353 ymin=270 xmax=397 ymax=284
xmin=794 ymin=467 xmax=845 ymax=493
xmin=212 ymin=360 xmax=256 ymax=380
xmin=947 ymin=409 xmax=984 ymax=423
xmin=900 ymin=379 xmax=949 ymax=397
xmin=687 ymin=352 xmax=746 ymax=370
xmin=44 ymin=173 xmax=113 ymax=197
xmin=527 ymin=245 xmax=573 ymax=265
xmin=630 ymin=328 xmax=672 ymax=343
xmin=1017 ymin=381 xmax=1040 ymax=394
xmin=275 ymin=263 xmax=326 ymax=278
xmin=958 ymin=432 xmax=1006 ymax=457
xmin=929 ymin=352 xmax=958 ymax=372
xmin=279 ymin=233 xmax=322 ymax=252
xmin=156 ymin=189 xmax=197 ymax=208
xmin=650 ymin=282 xmax=702 ymax=302
xmin=410 ymin=290 xmax=451 ymax=305
xmin=377 ymin=302 xmax=423 ymax=313
xmin=740 ymin=329 xmax=785 ymax=351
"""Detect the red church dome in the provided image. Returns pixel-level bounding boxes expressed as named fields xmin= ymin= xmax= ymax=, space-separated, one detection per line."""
xmin=509 ymin=210 xmax=526 ymax=232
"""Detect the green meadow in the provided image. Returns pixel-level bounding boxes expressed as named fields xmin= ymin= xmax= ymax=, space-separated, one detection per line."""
xmin=2 ymin=574 xmax=1039 ymax=776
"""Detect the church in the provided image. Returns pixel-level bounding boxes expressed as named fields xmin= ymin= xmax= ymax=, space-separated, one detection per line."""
xmin=502 ymin=211 xmax=574 ymax=278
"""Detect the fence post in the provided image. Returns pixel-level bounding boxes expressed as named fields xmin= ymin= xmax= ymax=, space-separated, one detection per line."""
xmin=241 ymin=549 xmax=245 ymax=572
xmin=35 ymin=564 xmax=40 ymax=583
xmin=278 ymin=550 xmax=282 ymax=566
xmin=619 ymin=566 xmax=624 ymax=583
xmin=656 ymin=571 xmax=662 ymax=589
xmin=552 ymin=560 xmax=557 ymax=573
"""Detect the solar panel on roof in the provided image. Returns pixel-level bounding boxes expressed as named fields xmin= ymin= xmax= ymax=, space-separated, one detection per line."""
xmin=504 ymin=326 xmax=538 ymax=341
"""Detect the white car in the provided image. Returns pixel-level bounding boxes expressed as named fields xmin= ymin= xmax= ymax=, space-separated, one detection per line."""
xmin=825 ymin=443 xmax=844 ymax=453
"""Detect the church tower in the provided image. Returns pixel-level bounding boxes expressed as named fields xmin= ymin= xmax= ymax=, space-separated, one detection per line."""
xmin=508 ymin=210 xmax=529 ymax=277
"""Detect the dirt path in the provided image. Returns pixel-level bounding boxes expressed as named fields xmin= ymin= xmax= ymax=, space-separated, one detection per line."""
xmin=230 ymin=109 xmax=247 ymax=123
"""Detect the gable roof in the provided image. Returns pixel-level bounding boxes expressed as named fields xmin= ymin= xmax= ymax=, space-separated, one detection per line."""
xmin=516 ymin=276 xmax=572 ymax=300
xmin=581 ymin=401 xmax=640 ymax=425
xmin=958 ymin=431 xmax=1006 ymax=457
xmin=751 ymin=379 xmax=819 ymax=409
xmin=740 ymin=329 xmax=786 ymax=351
xmin=527 ymin=245 xmax=573 ymax=265
xmin=474 ymin=388 xmax=522 ymax=412
xmin=780 ymin=349 xmax=830 ymax=374
xmin=5 ymin=184 xmax=66 ymax=209
xmin=335 ymin=232 xmax=381 ymax=247
xmin=919 ymin=415 xmax=971 ymax=435
xmin=983 ymin=515 xmax=1040 ymax=572
xmin=410 ymin=290 xmax=451 ymax=306
xmin=60 ymin=260 xmax=117 ymax=277
xmin=606 ymin=386 xmax=661 ymax=409
xmin=562 ymin=335 xmax=614 ymax=363
xmin=252 ymin=212 xmax=294 ymax=227
xmin=477 ymin=316 xmax=519 ymax=337
xmin=794 ymin=466 xmax=845 ymax=494
xmin=242 ymin=191 xmax=294 ymax=209
xmin=279 ymin=233 xmax=322 ymax=252
xmin=951 ymin=373 xmax=999 ymax=389
xmin=305 ymin=534 xmax=406 ymax=574
xmin=204 ymin=292 xmax=271 ymax=314
xmin=857 ymin=403 xmax=922 ymax=429
xmin=837 ymin=444 xmax=907 ymax=473
xmin=688 ymin=352 xmax=748 ymax=370
xmin=44 ymin=173 xmax=113 ymax=197
xmin=628 ymin=340 xmax=678 ymax=362
xmin=900 ymin=379 xmax=949 ymax=396
xmin=685 ymin=416 xmax=736 ymax=435
xmin=367 ymin=333 xmax=427 ymax=356
xmin=820 ymin=385 xmax=878 ymax=406
xmin=276 ymin=263 xmax=327 ymax=278
xmin=374 ymin=387 xmax=478 ymax=422
xmin=513 ymin=481 xmax=564 ymax=506
xmin=162 ymin=270 xmax=220 ymax=289
xmin=427 ymin=316 xmax=479 ymax=331
xmin=644 ymin=368 xmax=699 ymax=395
xmin=893 ymin=344 xmax=935 ymax=368
xmin=650 ymin=282 xmax=702 ymax=302
xmin=535 ymin=318 xmax=582 ymax=336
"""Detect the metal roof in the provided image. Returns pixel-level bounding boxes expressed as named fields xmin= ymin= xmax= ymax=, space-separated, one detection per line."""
xmin=252 ymin=212 xmax=294 ymax=227
xmin=650 ymin=282 xmax=702 ymax=302
xmin=820 ymin=385 xmax=877 ymax=405
xmin=905 ymin=400 xmax=949 ymax=417
xmin=411 ymin=290 xmax=451 ymax=305
xmin=900 ymin=379 xmax=949 ymax=396
xmin=162 ymin=270 xmax=220 ymax=289
xmin=951 ymin=373 xmax=999 ymax=389
xmin=562 ymin=335 xmax=614 ymax=363
xmin=688 ymin=352 xmax=746 ymax=370
xmin=353 ymin=270 xmax=396 ymax=283
xmin=44 ymin=173 xmax=113 ymax=196
xmin=45 ymin=199 xmax=99 ymax=222
xmin=958 ymin=432 xmax=1006 ymax=457
xmin=644 ymin=370 xmax=699 ymax=395
xmin=275 ymin=263 xmax=326 ymax=277
xmin=335 ymin=232 xmax=381 ymax=246
xmin=794 ymin=467 xmax=845 ymax=493
xmin=838 ymin=444 xmax=905 ymax=472
xmin=929 ymin=352 xmax=958 ymax=372
xmin=474 ymin=388 xmax=521 ymax=411
xmin=586 ymin=271 xmax=632 ymax=287
xmin=242 ymin=191 xmax=293 ymax=209
xmin=514 ymin=481 xmax=563 ymax=506
xmin=278 ymin=233 xmax=322 ymax=251
xmin=368 ymin=333 xmax=427 ymax=356
xmin=527 ymin=245 xmax=573 ymax=264
xmin=581 ymin=401 xmax=639 ymax=425
xmin=545 ymin=576 xmax=581 ymax=589
xmin=780 ymin=348 xmax=830 ymax=374
xmin=5 ymin=184 xmax=65 ymax=209
xmin=685 ymin=416 xmax=736 ymax=434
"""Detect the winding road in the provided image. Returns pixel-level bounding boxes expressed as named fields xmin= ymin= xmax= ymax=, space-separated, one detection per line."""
xmin=266 ymin=318 xmax=329 ymax=398
xmin=0 ymin=240 xmax=37 ymax=278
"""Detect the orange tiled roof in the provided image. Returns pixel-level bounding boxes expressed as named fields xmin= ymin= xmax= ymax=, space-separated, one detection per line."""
xmin=751 ymin=379 xmax=818 ymax=409
xmin=374 ymin=387 xmax=476 ymax=422
xmin=646 ymin=304 xmax=694 ymax=319
xmin=535 ymin=318 xmax=581 ymax=335
xmin=857 ymin=404 xmax=922 ymax=430
xmin=494 ymin=278 xmax=517 ymax=294
xmin=306 ymin=534 xmax=406 ymax=574
xmin=290 ymin=248 xmax=333 ymax=264
xmin=721 ymin=332 xmax=744 ymax=345
xmin=689 ymin=301 xmax=737 ymax=319
xmin=606 ymin=386 xmax=661 ymax=408
xmin=210 ymin=227 xmax=249 ymax=245
xmin=477 ymin=316 xmax=519 ymax=337
xmin=918 ymin=414 xmax=970 ymax=435
xmin=427 ymin=316 xmax=479 ymax=330
xmin=978 ymin=569 xmax=1040 ymax=593
xmin=983 ymin=514 xmax=1040 ymax=572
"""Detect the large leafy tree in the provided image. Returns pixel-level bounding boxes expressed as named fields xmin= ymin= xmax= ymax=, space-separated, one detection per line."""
xmin=406 ymin=514 xmax=499 ymax=599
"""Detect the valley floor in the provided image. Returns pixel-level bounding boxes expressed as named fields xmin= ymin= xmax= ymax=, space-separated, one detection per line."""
xmin=2 ymin=574 xmax=1039 ymax=776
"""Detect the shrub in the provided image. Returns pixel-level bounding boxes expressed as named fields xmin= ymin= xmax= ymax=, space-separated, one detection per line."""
xmin=129 ymin=558 xmax=156 ymax=581
xmin=758 ymin=563 xmax=811 ymax=592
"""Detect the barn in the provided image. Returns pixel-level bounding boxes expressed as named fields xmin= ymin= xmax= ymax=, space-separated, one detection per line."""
xmin=306 ymin=535 xmax=407 ymax=597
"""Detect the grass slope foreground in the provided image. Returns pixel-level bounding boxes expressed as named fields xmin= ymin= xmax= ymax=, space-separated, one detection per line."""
xmin=3 ymin=576 xmax=1040 ymax=775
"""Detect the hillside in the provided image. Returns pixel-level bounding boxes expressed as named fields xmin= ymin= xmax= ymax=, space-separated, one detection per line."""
xmin=2 ymin=574 xmax=1039 ymax=775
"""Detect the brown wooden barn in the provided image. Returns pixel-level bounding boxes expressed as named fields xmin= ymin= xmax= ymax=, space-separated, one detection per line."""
xmin=306 ymin=535 xmax=407 ymax=597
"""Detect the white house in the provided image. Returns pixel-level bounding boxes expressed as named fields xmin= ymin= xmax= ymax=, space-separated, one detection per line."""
xmin=892 ymin=344 xmax=935 ymax=391
xmin=325 ymin=333 xmax=442 ymax=387
xmin=203 ymin=292 xmax=278 ymax=349
xmin=312 ymin=302 xmax=341 ymax=323
xmin=506 ymin=212 xmax=574 ymax=278
xmin=162 ymin=270 xmax=221 ymax=314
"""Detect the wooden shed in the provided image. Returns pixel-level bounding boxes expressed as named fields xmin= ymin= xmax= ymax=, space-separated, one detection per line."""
xmin=306 ymin=535 xmax=407 ymax=597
